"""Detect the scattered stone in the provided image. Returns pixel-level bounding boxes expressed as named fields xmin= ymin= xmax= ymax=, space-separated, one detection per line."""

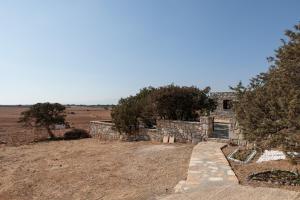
xmin=256 ymin=150 xmax=286 ymax=163
xmin=287 ymin=152 xmax=300 ymax=158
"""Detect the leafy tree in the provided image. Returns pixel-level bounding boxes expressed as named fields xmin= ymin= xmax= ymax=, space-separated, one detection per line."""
xmin=111 ymin=85 xmax=216 ymax=135
xmin=231 ymin=23 xmax=300 ymax=147
xmin=135 ymin=87 xmax=157 ymax=128
xmin=19 ymin=103 xmax=68 ymax=139
xmin=153 ymin=85 xmax=216 ymax=121
xmin=111 ymin=96 xmax=140 ymax=135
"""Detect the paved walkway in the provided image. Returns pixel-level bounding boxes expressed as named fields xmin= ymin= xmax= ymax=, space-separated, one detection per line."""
xmin=157 ymin=141 xmax=300 ymax=200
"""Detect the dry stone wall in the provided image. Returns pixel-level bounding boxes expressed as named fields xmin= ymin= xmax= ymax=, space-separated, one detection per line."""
xmin=156 ymin=117 xmax=213 ymax=143
xmin=89 ymin=121 xmax=163 ymax=141
xmin=89 ymin=117 xmax=213 ymax=143
xmin=89 ymin=121 xmax=120 ymax=140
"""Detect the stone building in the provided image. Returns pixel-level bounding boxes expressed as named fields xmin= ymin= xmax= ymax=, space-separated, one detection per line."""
xmin=210 ymin=92 xmax=236 ymax=122
xmin=209 ymin=92 xmax=240 ymax=140
xmin=89 ymin=91 xmax=241 ymax=144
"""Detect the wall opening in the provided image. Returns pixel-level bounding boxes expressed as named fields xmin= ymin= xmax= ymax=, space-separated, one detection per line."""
xmin=223 ymin=100 xmax=232 ymax=110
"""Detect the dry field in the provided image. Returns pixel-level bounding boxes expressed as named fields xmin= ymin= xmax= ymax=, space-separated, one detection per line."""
xmin=0 ymin=106 xmax=194 ymax=199
xmin=0 ymin=139 xmax=193 ymax=200
xmin=0 ymin=106 xmax=111 ymax=146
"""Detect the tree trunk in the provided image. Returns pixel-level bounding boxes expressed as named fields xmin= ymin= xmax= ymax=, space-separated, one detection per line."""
xmin=46 ymin=127 xmax=55 ymax=139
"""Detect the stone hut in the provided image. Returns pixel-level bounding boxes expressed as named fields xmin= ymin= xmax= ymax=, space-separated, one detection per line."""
xmin=210 ymin=92 xmax=236 ymax=123
xmin=209 ymin=92 xmax=240 ymax=140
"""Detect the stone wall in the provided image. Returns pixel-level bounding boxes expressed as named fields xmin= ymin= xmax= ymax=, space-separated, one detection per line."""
xmin=228 ymin=119 xmax=242 ymax=140
xmin=89 ymin=121 xmax=163 ymax=142
xmin=156 ymin=117 xmax=213 ymax=143
xmin=136 ymin=128 xmax=162 ymax=142
xmin=89 ymin=121 xmax=120 ymax=140
xmin=90 ymin=117 xmax=213 ymax=143
xmin=200 ymin=117 xmax=214 ymax=138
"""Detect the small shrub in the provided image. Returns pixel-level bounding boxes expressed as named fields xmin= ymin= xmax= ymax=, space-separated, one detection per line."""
xmin=249 ymin=170 xmax=300 ymax=186
xmin=64 ymin=129 xmax=90 ymax=140
xmin=232 ymin=148 xmax=253 ymax=161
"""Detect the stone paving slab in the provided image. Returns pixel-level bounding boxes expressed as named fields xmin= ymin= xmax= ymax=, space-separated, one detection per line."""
xmin=157 ymin=141 xmax=300 ymax=200
xmin=175 ymin=142 xmax=238 ymax=192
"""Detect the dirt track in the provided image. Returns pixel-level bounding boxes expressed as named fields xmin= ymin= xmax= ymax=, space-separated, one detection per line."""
xmin=0 ymin=139 xmax=193 ymax=200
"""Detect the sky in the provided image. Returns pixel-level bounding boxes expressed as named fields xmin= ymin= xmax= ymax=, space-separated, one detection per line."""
xmin=0 ymin=0 xmax=299 ymax=105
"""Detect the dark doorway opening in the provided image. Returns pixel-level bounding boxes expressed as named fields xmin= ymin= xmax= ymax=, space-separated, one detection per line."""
xmin=223 ymin=100 xmax=232 ymax=110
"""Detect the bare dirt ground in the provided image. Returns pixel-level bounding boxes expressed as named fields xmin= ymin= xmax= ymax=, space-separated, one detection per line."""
xmin=222 ymin=145 xmax=300 ymax=192
xmin=0 ymin=106 xmax=111 ymax=146
xmin=0 ymin=139 xmax=193 ymax=200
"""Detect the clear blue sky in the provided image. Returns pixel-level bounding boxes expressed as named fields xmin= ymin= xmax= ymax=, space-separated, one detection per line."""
xmin=0 ymin=0 xmax=299 ymax=105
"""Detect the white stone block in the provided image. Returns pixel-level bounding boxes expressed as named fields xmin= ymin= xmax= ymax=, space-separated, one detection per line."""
xmin=169 ymin=136 xmax=175 ymax=143
xmin=163 ymin=135 xmax=169 ymax=143
xmin=256 ymin=150 xmax=286 ymax=163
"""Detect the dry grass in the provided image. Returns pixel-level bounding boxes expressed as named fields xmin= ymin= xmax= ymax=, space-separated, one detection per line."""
xmin=0 ymin=139 xmax=193 ymax=200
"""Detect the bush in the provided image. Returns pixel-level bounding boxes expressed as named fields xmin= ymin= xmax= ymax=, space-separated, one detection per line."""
xmin=64 ymin=129 xmax=90 ymax=140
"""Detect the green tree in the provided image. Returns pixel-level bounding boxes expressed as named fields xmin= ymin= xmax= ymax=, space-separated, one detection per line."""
xmin=231 ymin=23 xmax=300 ymax=147
xmin=153 ymin=85 xmax=216 ymax=121
xmin=111 ymin=85 xmax=216 ymax=135
xmin=135 ymin=87 xmax=157 ymax=128
xmin=111 ymin=96 xmax=140 ymax=136
xmin=19 ymin=103 xmax=68 ymax=139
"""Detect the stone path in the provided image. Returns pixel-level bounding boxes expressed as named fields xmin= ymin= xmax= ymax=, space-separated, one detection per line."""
xmin=157 ymin=141 xmax=300 ymax=200
xmin=173 ymin=142 xmax=237 ymax=192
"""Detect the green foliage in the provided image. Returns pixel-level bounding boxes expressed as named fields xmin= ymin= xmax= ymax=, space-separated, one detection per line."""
xmin=19 ymin=103 xmax=68 ymax=139
xmin=111 ymin=85 xmax=216 ymax=134
xmin=231 ymin=23 xmax=300 ymax=146
xmin=111 ymin=95 xmax=141 ymax=134
xmin=154 ymin=85 xmax=216 ymax=121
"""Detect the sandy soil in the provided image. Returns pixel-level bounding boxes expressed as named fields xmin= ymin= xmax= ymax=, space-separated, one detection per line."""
xmin=0 ymin=139 xmax=193 ymax=200
xmin=222 ymin=145 xmax=300 ymax=192
xmin=0 ymin=106 xmax=111 ymax=146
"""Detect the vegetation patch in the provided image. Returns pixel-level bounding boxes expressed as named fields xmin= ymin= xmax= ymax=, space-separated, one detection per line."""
xmin=248 ymin=170 xmax=300 ymax=186
xmin=232 ymin=149 xmax=253 ymax=161
xmin=228 ymin=148 xmax=256 ymax=163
